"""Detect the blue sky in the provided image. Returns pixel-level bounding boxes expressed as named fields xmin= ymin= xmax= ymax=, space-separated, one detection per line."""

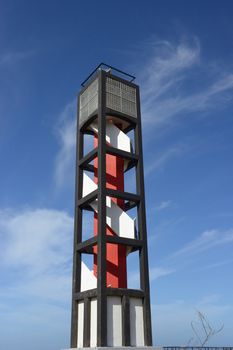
xmin=1 ymin=0 xmax=233 ymax=349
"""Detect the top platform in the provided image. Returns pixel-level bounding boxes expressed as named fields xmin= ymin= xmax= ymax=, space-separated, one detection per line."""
xmin=81 ymin=63 xmax=136 ymax=87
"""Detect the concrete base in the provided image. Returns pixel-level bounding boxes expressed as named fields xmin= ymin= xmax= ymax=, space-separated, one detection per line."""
xmin=75 ymin=297 xmax=144 ymax=347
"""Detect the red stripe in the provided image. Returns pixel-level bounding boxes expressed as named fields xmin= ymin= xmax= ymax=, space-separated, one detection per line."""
xmin=93 ymin=132 xmax=127 ymax=288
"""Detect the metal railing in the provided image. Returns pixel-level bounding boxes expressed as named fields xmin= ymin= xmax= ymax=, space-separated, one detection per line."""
xmin=81 ymin=62 xmax=136 ymax=87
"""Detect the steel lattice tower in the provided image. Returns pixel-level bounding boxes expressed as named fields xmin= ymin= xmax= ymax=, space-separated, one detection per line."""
xmin=71 ymin=64 xmax=153 ymax=348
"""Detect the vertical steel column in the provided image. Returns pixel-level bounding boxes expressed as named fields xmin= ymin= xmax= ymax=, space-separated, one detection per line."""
xmin=135 ymin=86 xmax=153 ymax=346
xmin=122 ymin=295 xmax=131 ymax=346
xmin=97 ymin=70 xmax=107 ymax=346
xmin=83 ymin=298 xmax=91 ymax=347
xmin=70 ymin=96 xmax=84 ymax=348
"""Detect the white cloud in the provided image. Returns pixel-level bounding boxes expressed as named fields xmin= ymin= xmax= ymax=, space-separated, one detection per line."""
xmin=0 ymin=274 xmax=71 ymax=303
xmin=54 ymin=100 xmax=77 ymax=189
xmin=148 ymin=228 xmax=233 ymax=287
xmin=53 ymin=37 xmax=233 ymax=184
xmin=139 ymin=38 xmax=233 ymax=126
xmin=169 ymin=229 xmax=233 ymax=260
xmin=199 ymin=258 xmax=233 ymax=271
xmin=0 ymin=207 xmax=74 ymax=349
xmin=145 ymin=144 xmax=185 ymax=176
xmin=0 ymin=50 xmax=35 ymax=66
xmin=140 ymin=38 xmax=200 ymax=101
xmin=198 ymin=294 xmax=221 ymax=305
xmin=0 ymin=208 xmax=73 ymax=273
xmin=128 ymin=265 xmax=174 ymax=288
xmin=150 ymin=266 xmax=174 ymax=280
xmin=152 ymin=297 xmax=233 ymax=346
xmin=0 ymin=207 xmax=73 ymax=302
xmin=54 ymin=99 xmax=95 ymax=190
xmin=154 ymin=200 xmax=172 ymax=211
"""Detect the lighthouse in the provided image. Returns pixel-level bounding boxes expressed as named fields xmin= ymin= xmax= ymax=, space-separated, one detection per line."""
xmin=70 ymin=64 xmax=153 ymax=348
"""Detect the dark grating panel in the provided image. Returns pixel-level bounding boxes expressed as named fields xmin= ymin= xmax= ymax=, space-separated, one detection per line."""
xmin=106 ymin=77 xmax=137 ymax=118
xmin=79 ymin=79 xmax=98 ymax=124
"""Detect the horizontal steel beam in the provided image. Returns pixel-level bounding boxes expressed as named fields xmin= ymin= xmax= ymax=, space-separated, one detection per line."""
xmin=74 ymin=287 xmax=144 ymax=301
xmin=106 ymin=188 xmax=140 ymax=203
xmin=105 ymin=145 xmax=138 ymax=162
xmin=74 ymin=288 xmax=98 ymax=301
xmin=77 ymin=189 xmax=98 ymax=209
xmin=83 ymin=164 xmax=95 ymax=173
xmin=107 ymin=287 xmax=144 ymax=298
xmin=80 ymin=113 xmax=98 ymax=133
xmin=76 ymin=236 xmax=98 ymax=253
xmin=106 ymin=235 xmax=143 ymax=249
xmin=79 ymin=148 xmax=98 ymax=169
xmin=79 ymin=146 xmax=138 ymax=174
xmin=124 ymin=200 xmax=138 ymax=211
xmin=106 ymin=108 xmax=137 ymax=128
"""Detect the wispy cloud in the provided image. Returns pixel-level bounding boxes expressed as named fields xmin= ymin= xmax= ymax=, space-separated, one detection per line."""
xmin=197 ymin=258 xmax=233 ymax=271
xmin=0 ymin=50 xmax=35 ymax=66
xmin=54 ymin=99 xmax=95 ymax=190
xmin=140 ymin=38 xmax=233 ymax=126
xmin=154 ymin=200 xmax=172 ymax=211
xmin=0 ymin=207 xmax=73 ymax=349
xmin=169 ymin=229 xmax=233 ymax=260
xmin=140 ymin=38 xmax=200 ymax=100
xmin=145 ymin=143 xmax=185 ymax=176
xmin=0 ymin=207 xmax=73 ymax=300
xmin=54 ymin=100 xmax=76 ymax=189
xmin=150 ymin=266 xmax=174 ymax=280
xmin=154 ymin=228 xmax=233 ymax=275
xmin=53 ymin=37 xmax=233 ymax=183
xmin=129 ymin=265 xmax=174 ymax=288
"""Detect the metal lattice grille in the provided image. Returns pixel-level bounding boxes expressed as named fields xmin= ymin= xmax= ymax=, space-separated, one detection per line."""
xmin=106 ymin=77 xmax=137 ymax=118
xmin=79 ymin=79 xmax=98 ymax=125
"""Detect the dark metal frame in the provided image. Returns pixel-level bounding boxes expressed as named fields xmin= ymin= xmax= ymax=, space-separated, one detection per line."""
xmin=71 ymin=69 xmax=152 ymax=348
xmin=81 ymin=62 xmax=136 ymax=87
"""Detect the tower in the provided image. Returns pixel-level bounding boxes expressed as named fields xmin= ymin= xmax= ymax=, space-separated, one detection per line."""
xmin=71 ymin=63 xmax=153 ymax=348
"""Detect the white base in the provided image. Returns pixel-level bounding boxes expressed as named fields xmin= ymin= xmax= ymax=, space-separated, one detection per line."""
xmin=76 ymin=297 xmax=144 ymax=347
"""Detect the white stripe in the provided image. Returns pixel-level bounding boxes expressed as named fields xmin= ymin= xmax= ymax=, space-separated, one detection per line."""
xmin=90 ymin=119 xmax=131 ymax=152
xmin=83 ymin=173 xmax=135 ymax=239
